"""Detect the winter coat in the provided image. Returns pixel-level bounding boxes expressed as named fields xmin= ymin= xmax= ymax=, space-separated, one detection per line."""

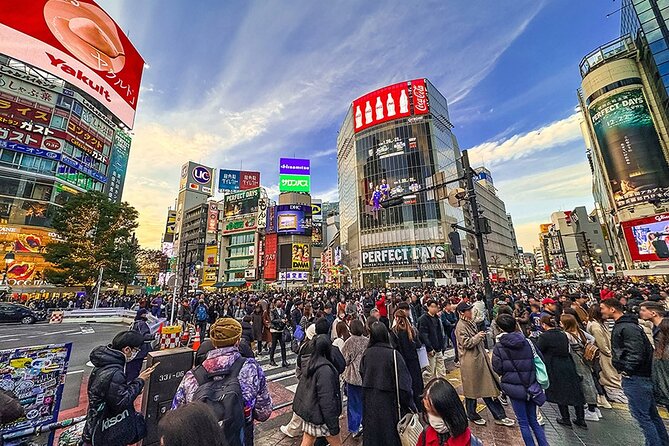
xmin=586 ymin=320 xmax=622 ymax=389
xmin=565 ymin=330 xmax=598 ymax=405
xmin=418 ymin=313 xmax=445 ymax=353
xmin=241 ymin=320 xmax=253 ymax=343
xmin=535 ymin=329 xmax=585 ymax=406
xmin=251 ymin=311 xmax=264 ymax=341
xmin=341 ymin=334 xmax=368 ymax=386
xmin=82 ymin=346 xmax=145 ymax=442
xmin=261 ymin=310 xmax=272 ymax=343
xmin=492 ymin=331 xmax=544 ymax=404
xmin=418 ymin=426 xmax=479 ymax=446
xmin=293 ymin=356 xmax=342 ymax=435
xmin=611 ymin=314 xmax=654 ymax=377
xmin=391 ymin=328 xmax=424 ymax=408
xmin=455 ymin=319 xmax=500 ymax=399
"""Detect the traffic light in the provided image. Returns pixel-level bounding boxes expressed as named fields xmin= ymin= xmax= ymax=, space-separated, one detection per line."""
xmin=478 ymin=217 xmax=492 ymax=234
xmin=448 ymin=231 xmax=462 ymax=256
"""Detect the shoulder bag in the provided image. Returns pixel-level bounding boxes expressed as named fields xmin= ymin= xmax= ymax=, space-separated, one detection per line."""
xmin=394 ymin=350 xmax=422 ymax=446
xmin=582 ymin=331 xmax=600 ymax=362
xmin=527 ymin=339 xmax=550 ymax=390
xmin=91 ymin=401 xmax=146 ymax=446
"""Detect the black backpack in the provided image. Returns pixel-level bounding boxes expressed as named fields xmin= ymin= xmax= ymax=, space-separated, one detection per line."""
xmin=191 ymin=357 xmax=247 ymax=446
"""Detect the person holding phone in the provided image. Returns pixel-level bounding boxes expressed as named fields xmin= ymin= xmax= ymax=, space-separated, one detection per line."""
xmin=81 ymin=331 xmax=158 ymax=446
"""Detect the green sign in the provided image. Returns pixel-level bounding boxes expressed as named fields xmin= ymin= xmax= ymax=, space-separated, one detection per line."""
xmin=279 ymin=174 xmax=310 ymax=192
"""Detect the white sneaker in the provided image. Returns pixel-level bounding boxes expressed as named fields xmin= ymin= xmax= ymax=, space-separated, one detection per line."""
xmin=472 ymin=418 xmax=487 ymax=426
xmin=595 ymin=408 xmax=602 ymax=419
xmin=584 ymin=410 xmax=599 ymax=422
xmin=536 ymin=410 xmax=545 ymax=426
xmin=279 ymin=425 xmax=295 ymax=438
xmin=494 ymin=418 xmax=516 ymax=427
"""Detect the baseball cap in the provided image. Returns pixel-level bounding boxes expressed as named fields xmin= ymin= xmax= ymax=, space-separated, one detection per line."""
xmin=111 ymin=331 xmax=146 ymax=350
xmin=541 ymin=298 xmax=557 ymax=305
xmin=456 ymin=301 xmax=474 ymax=313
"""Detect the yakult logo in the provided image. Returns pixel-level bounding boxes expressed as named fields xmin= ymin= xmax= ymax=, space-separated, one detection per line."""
xmin=192 ymin=166 xmax=211 ymax=184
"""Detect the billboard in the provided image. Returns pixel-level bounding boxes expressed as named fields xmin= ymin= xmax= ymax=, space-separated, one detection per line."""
xmin=206 ymin=202 xmax=219 ymax=233
xmin=263 ymin=233 xmax=278 ymax=280
xmin=352 ymin=78 xmax=429 ymax=133
xmin=312 ymin=223 xmax=323 ymax=247
xmin=311 ymin=200 xmax=322 ymax=221
xmin=279 ymin=271 xmax=309 ymax=281
xmin=291 ymin=243 xmax=310 ymax=271
xmin=621 ymin=212 xmax=669 ymax=262
xmin=361 ymin=244 xmax=450 ymax=267
xmin=218 ymin=169 xmax=260 ymax=192
xmin=222 ymin=216 xmax=256 ymax=234
xmin=0 ymin=0 xmax=145 ymax=128
xmin=0 ymin=225 xmax=63 ymax=286
xmin=163 ymin=210 xmax=176 ymax=243
xmin=276 ymin=204 xmax=312 ymax=235
xmin=105 ymin=130 xmax=131 ymax=202
xmin=279 ymin=158 xmax=310 ymax=175
xmin=279 ymin=174 xmax=311 ymax=193
xmin=223 ymin=188 xmax=260 ymax=217
xmin=589 ymin=89 xmax=669 ymax=208
xmin=179 ymin=161 xmax=214 ymax=194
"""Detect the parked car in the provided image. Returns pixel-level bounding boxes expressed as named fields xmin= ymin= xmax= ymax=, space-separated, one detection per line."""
xmin=0 ymin=302 xmax=38 ymax=324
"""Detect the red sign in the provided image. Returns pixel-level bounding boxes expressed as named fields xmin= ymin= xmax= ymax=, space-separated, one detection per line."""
xmin=67 ymin=120 xmax=104 ymax=151
xmin=352 ymin=79 xmax=429 ymax=133
xmin=240 ymin=171 xmax=260 ymax=190
xmin=0 ymin=0 xmax=144 ymax=128
xmin=0 ymin=97 xmax=51 ymax=124
xmin=206 ymin=202 xmax=218 ymax=233
xmin=0 ymin=123 xmax=43 ymax=147
xmin=264 ymin=233 xmax=278 ymax=281
xmin=621 ymin=213 xmax=669 ymax=262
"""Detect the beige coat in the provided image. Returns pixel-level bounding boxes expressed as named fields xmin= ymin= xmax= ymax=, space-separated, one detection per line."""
xmin=586 ymin=320 xmax=622 ymax=389
xmin=455 ymin=318 xmax=501 ymax=399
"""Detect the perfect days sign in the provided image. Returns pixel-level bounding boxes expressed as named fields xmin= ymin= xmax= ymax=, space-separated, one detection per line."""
xmin=362 ymin=245 xmax=447 ymax=266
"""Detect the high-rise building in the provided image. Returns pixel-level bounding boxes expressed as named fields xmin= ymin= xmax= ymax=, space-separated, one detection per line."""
xmin=337 ymin=79 xmax=470 ymax=287
xmin=579 ymin=34 xmax=669 ymax=277
xmin=0 ymin=1 xmax=144 ymax=289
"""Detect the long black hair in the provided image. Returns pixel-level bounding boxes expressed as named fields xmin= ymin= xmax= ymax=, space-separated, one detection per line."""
xmin=159 ymin=402 xmax=224 ymax=446
xmin=367 ymin=321 xmax=390 ymax=348
xmin=424 ymin=378 xmax=468 ymax=438
xmin=306 ymin=334 xmax=333 ymax=378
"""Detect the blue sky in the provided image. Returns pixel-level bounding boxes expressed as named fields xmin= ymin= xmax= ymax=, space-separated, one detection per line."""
xmin=97 ymin=0 xmax=621 ymax=251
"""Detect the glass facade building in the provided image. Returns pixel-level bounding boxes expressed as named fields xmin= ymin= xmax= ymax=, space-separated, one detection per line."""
xmin=337 ymin=79 xmax=467 ymax=287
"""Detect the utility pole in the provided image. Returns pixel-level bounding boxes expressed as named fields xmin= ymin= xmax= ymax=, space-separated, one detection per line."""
xmin=93 ymin=266 xmax=103 ymax=309
xmin=462 ymin=150 xmax=494 ymax=317
xmin=580 ymin=231 xmax=599 ymax=287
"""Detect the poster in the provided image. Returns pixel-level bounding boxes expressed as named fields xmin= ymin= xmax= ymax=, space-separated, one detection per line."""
xmin=589 ymin=89 xmax=669 ymax=208
xmin=223 ymin=188 xmax=260 ymax=217
xmin=0 ymin=343 xmax=72 ymax=446
xmin=622 ymin=212 xmax=669 ymax=261
xmin=275 ymin=205 xmax=312 ymax=235
xmin=291 ymin=243 xmax=310 ymax=271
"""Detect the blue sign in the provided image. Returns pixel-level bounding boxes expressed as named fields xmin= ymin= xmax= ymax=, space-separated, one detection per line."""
xmin=193 ymin=165 xmax=211 ymax=184
xmin=61 ymin=155 xmax=107 ymax=183
xmin=0 ymin=139 xmax=61 ymax=161
xmin=279 ymin=158 xmax=310 ymax=175
xmin=275 ymin=204 xmax=312 ymax=235
xmin=218 ymin=169 xmax=240 ymax=191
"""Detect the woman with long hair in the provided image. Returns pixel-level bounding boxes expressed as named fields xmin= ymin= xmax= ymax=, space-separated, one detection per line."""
xmin=341 ymin=319 xmax=368 ymax=437
xmin=361 ymin=322 xmax=415 ymax=446
xmin=292 ymin=335 xmax=342 ymax=446
xmin=333 ymin=320 xmax=350 ymax=350
xmin=159 ymin=402 xmax=224 ymax=446
xmin=391 ymin=309 xmax=424 ymax=410
xmin=418 ymin=378 xmax=482 ymax=446
xmin=653 ymin=318 xmax=669 ymax=409
xmin=561 ymin=314 xmax=600 ymax=421
xmin=586 ymin=304 xmax=624 ymax=405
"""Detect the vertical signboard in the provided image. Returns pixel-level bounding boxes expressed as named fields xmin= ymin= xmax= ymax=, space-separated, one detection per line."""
xmin=279 ymin=158 xmax=310 ymax=193
xmin=206 ymin=202 xmax=219 ymax=233
xmin=218 ymin=169 xmax=240 ymax=191
xmin=589 ymin=88 xmax=669 ymax=208
xmin=163 ymin=210 xmax=176 ymax=243
xmin=263 ymin=233 xmax=278 ymax=280
xmin=104 ymin=130 xmax=131 ymax=203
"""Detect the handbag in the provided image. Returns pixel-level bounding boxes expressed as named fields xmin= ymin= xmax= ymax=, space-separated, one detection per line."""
xmin=394 ymin=350 xmax=422 ymax=446
xmin=91 ymin=402 xmax=146 ymax=446
xmin=583 ymin=342 xmax=600 ymax=362
xmin=282 ymin=327 xmax=293 ymax=343
xmin=527 ymin=339 xmax=549 ymax=390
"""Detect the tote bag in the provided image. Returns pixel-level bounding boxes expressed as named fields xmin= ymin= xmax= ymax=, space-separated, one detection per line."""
xmin=527 ymin=339 xmax=549 ymax=390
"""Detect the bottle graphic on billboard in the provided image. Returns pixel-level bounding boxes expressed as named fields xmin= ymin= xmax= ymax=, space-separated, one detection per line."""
xmin=399 ymin=90 xmax=409 ymax=113
xmin=589 ymin=88 xmax=669 ymax=208
xmin=355 ymin=106 xmax=363 ymax=128
xmin=365 ymin=101 xmax=373 ymax=124
xmin=375 ymin=97 xmax=384 ymax=120
xmin=387 ymin=93 xmax=396 ymax=116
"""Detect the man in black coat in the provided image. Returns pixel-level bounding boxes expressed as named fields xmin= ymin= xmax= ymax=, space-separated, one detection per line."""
xmin=418 ymin=299 xmax=446 ymax=383
xmin=81 ymin=331 xmax=158 ymax=445
xmin=601 ymin=298 xmax=669 ymax=446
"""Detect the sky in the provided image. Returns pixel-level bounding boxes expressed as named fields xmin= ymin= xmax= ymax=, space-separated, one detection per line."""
xmin=97 ymin=0 xmax=621 ymax=252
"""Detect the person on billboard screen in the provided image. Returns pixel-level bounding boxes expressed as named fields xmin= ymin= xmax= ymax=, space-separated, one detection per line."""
xmin=370 ymin=186 xmax=382 ymax=211
xmin=379 ymin=178 xmax=390 ymax=200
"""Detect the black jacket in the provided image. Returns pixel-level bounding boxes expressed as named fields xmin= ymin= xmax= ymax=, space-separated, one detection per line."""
xmin=296 ymin=336 xmax=345 ymax=379
xmin=418 ymin=313 xmax=445 ymax=353
xmin=82 ymin=346 xmax=145 ymax=442
xmin=293 ymin=356 xmax=342 ymax=434
xmin=611 ymin=314 xmax=653 ymax=377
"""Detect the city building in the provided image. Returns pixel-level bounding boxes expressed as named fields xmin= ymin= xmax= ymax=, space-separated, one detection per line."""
xmin=0 ymin=1 xmax=143 ymax=289
xmin=579 ymin=33 xmax=669 ymax=278
xmin=533 ymin=246 xmax=546 ymax=277
xmin=337 ymin=79 xmax=471 ymax=287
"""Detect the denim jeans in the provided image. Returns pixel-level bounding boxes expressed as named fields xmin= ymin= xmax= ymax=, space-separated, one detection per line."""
xmin=465 ymin=397 xmax=506 ymax=421
xmin=622 ymin=376 xmax=669 ymax=446
xmin=510 ymin=398 xmax=549 ymax=446
xmin=347 ymin=383 xmax=363 ymax=433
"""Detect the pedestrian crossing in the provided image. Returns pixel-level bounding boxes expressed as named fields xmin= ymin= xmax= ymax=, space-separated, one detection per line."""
xmin=256 ymin=349 xmax=300 ymax=391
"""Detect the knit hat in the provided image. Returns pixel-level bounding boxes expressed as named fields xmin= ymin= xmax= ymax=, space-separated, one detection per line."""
xmin=209 ymin=318 xmax=242 ymax=348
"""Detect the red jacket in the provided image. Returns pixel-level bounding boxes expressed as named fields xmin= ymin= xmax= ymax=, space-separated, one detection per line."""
xmin=417 ymin=426 xmax=476 ymax=446
xmin=376 ymin=294 xmax=388 ymax=317
xmin=600 ymin=289 xmax=615 ymax=300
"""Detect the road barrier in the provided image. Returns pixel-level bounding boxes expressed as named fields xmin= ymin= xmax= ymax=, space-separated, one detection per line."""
xmin=49 ymin=310 xmax=64 ymax=324
xmin=57 ymin=308 xmax=166 ymax=327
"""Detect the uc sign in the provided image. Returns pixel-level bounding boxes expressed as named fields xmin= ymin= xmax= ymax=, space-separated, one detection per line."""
xmin=193 ymin=166 xmax=211 ymax=184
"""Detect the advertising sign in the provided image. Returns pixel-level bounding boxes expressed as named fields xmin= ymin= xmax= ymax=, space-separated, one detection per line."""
xmin=0 ymin=65 xmax=61 ymax=106
xmin=263 ymin=233 xmax=278 ymax=280
xmin=223 ymin=188 xmax=260 ymax=217
xmin=0 ymin=0 xmax=145 ymax=128
xmin=291 ymin=243 xmax=310 ymax=271
xmin=279 ymin=271 xmax=309 ymax=281
xmin=0 ymin=343 xmax=72 ymax=446
xmin=589 ymin=89 xmax=669 ymax=208
xmin=222 ymin=216 xmax=256 ymax=234
xmin=279 ymin=158 xmax=310 ymax=176
xmin=218 ymin=169 xmax=240 ymax=191
xmin=311 ymin=200 xmax=322 ymax=221
xmin=163 ymin=210 xmax=176 ymax=243
xmin=206 ymin=202 xmax=219 ymax=233
xmin=361 ymin=244 xmax=449 ymax=267
xmin=621 ymin=212 xmax=669 ymax=262
xmin=279 ymin=174 xmax=311 ymax=193
xmin=0 ymin=226 xmax=62 ymax=286
xmin=275 ymin=204 xmax=312 ymax=235
xmin=104 ymin=130 xmax=130 ymax=202
xmin=352 ymin=79 xmax=429 ymax=133
xmin=240 ymin=171 xmax=260 ymax=190
xmin=312 ymin=223 xmax=323 ymax=247
xmin=266 ymin=205 xmax=277 ymax=233
xmin=180 ymin=161 xmax=214 ymax=194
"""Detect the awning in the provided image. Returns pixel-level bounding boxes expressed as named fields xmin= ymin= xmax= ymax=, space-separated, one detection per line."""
xmin=218 ymin=281 xmax=247 ymax=288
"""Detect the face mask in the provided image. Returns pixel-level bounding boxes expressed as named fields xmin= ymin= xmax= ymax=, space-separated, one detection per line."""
xmin=126 ymin=349 xmax=139 ymax=363
xmin=427 ymin=413 xmax=448 ymax=434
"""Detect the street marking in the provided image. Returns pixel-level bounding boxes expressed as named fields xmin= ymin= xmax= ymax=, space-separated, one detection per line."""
xmin=285 ymin=384 xmax=298 ymax=393
xmin=26 ymin=329 xmax=79 ymax=338
xmin=1 ymin=338 xmax=19 ymax=342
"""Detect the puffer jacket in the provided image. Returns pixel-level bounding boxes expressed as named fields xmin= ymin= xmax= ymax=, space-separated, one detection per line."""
xmin=82 ymin=346 xmax=145 ymax=442
xmin=292 ymin=356 xmax=342 ymax=434
xmin=611 ymin=313 xmax=654 ymax=377
xmin=492 ymin=331 xmax=542 ymax=402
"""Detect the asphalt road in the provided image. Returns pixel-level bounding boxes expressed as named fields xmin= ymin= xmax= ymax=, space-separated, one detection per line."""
xmin=0 ymin=321 xmax=129 ymax=411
